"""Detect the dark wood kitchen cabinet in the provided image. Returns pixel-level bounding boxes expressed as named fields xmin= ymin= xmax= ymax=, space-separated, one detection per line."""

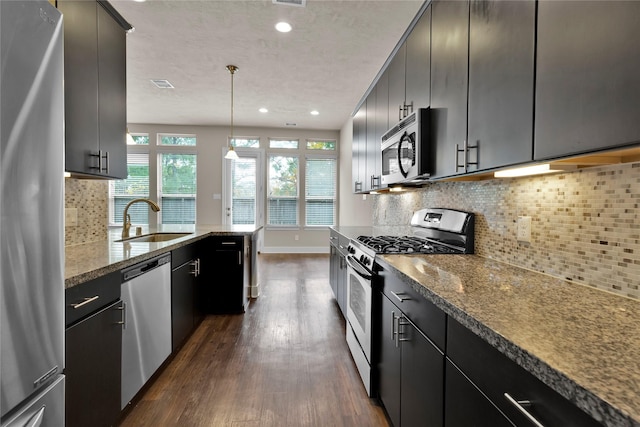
xmin=171 ymin=242 xmax=200 ymax=351
xmin=467 ymin=0 xmax=535 ymax=171
xmin=206 ymin=235 xmax=250 ymax=313
xmin=446 ymin=318 xmax=601 ymax=427
xmin=65 ymin=271 xmax=122 ymax=427
xmin=376 ymin=262 xmax=446 ymax=427
xmin=430 ymin=0 xmax=470 ymax=178
xmin=58 ymin=0 xmax=130 ymax=179
xmin=535 ymin=1 xmax=640 ymax=160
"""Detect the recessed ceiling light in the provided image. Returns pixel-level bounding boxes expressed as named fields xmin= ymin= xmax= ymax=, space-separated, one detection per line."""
xmin=275 ymin=22 xmax=292 ymax=33
xmin=150 ymin=79 xmax=174 ymax=89
xmin=259 ymin=108 xmax=269 ymax=113
xmin=310 ymin=110 xmax=319 ymax=116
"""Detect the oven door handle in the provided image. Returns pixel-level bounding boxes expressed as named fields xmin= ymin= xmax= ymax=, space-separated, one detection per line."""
xmin=345 ymin=256 xmax=373 ymax=281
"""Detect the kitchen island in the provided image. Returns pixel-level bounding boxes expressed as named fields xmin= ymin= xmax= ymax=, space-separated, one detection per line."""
xmin=377 ymin=254 xmax=640 ymax=427
xmin=65 ymin=225 xmax=261 ymax=287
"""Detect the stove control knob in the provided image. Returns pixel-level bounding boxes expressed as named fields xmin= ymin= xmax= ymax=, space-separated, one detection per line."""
xmin=348 ymin=246 xmax=356 ymax=254
xmin=363 ymin=257 xmax=370 ymax=266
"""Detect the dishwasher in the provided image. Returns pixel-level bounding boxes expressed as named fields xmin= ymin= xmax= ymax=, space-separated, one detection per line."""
xmin=120 ymin=253 xmax=172 ymax=410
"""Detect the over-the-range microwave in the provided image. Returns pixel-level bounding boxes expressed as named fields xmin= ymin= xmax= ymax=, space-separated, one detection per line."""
xmin=381 ymin=107 xmax=431 ymax=186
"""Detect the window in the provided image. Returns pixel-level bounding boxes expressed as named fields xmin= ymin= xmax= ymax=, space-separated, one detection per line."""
xmin=128 ymin=134 xmax=149 ymax=145
xmin=268 ymin=155 xmax=299 ymax=226
xmin=231 ymin=137 xmax=260 ymax=148
xmin=159 ymin=135 xmax=196 ymax=146
xmin=269 ymin=138 xmax=299 ymax=149
xmin=305 ymin=158 xmax=336 ymax=226
xmin=159 ymin=153 xmax=197 ymax=224
xmin=306 ymin=139 xmax=336 ymax=151
xmin=110 ymin=153 xmax=150 ymax=225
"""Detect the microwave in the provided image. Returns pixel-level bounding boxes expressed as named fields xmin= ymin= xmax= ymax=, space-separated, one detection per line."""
xmin=381 ymin=108 xmax=431 ymax=186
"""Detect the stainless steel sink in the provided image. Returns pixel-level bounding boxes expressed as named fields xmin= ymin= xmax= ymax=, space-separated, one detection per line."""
xmin=115 ymin=232 xmax=192 ymax=243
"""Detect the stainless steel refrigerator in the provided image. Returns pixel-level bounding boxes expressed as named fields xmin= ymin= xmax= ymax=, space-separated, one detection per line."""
xmin=1 ymin=1 xmax=65 ymax=426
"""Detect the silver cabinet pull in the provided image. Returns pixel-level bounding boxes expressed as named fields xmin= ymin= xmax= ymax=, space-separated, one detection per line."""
xmin=89 ymin=150 xmax=102 ymax=171
xmin=504 ymin=393 xmax=545 ymax=427
xmin=190 ymin=259 xmax=199 ymax=276
xmin=390 ymin=291 xmax=410 ymax=303
xmin=117 ymin=302 xmax=126 ymax=329
xmin=393 ymin=313 xmax=400 ymax=348
xmin=398 ymin=317 xmax=410 ymax=342
xmin=391 ymin=310 xmax=397 ymax=342
xmin=71 ymin=295 xmax=99 ymax=309
xmin=102 ymin=151 xmax=109 ymax=173
xmin=221 ymin=241 xmax=236 ymax=245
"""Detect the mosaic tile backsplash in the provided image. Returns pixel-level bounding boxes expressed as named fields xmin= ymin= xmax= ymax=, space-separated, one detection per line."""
xmin=373 ymin=162 xmax=640 ymax=300
xmin=65 ymin=178 xmax=108 ymax=246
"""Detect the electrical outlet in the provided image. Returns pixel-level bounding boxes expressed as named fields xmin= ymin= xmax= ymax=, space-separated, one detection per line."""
xmin=516 ymin=216 xmax=531 ymax=243
xmin=65 ymin=208 xmax=78 ymax=227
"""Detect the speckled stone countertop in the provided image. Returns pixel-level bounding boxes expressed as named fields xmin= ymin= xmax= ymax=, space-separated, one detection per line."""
xmin=377 ymin=254 xmax=640 ymax=427
xmin=65 ymin=225 xmax=261 ymax=288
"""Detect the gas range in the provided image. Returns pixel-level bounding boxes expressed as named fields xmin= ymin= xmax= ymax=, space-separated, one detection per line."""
xmin=347 ymin=208 xmax=475 ymax=266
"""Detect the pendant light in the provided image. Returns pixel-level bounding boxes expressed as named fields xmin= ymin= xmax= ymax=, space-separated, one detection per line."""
xmin=224 ymin=65 xmax=239 ymax=160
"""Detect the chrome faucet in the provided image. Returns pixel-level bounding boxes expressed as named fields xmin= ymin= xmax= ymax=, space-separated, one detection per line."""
xmin=121 ymin=198 xmax=160 ymax=239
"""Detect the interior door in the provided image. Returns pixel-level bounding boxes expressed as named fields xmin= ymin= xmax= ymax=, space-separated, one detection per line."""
xmin=222 ymin=149 xmax=264 ymax=226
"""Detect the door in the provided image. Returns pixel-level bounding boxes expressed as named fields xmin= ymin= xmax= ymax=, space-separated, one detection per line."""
xmin=222 ymin=149 xmax=264 ymax=226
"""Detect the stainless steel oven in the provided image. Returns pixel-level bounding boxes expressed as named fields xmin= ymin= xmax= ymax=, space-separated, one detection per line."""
xmin=381 ymin=108 xmax=431 ymax=186
xmin=344 ymin=242 xmax=375 ymax=396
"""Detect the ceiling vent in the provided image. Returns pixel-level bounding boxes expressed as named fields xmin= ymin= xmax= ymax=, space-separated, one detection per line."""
xmin=150 ymin=79 xmax=174 ymax=89
xmin=273 ymin=0 xmax=306 ymax=7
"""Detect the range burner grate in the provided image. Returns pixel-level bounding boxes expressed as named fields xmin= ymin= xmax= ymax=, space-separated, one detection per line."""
xmin=356 ymin=235 xmax=461 ymax=255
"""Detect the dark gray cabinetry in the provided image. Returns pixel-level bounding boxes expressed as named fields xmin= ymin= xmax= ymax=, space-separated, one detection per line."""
xmin=58 ymin=1 xmax=128 ymax=179
xmin=388 ymin=44 xmax=406 ymax=124
xmin=207 ymin=236 xmax=250 ymax=313
xmin=404 ymin=6 xmax=431 ymax=118
xmin=352 ymin=102 xmax=367 ymax=193
xmin=535 ymin=1 xmax=640 ymax=160
xmin=365 ymin=90 xmax=380 ymax=192
xmin=467 ymin=0 xmax=535 ymax=171
xmin=65 ymin=271 xmax=122 ymax=427
xmin=329 ymin=229 xmax=348 ymax=317
xmin=171 ymin=243 xmax=200 ymax=351
xmin=446 ymin=318 xmax=601 ymax=427
xmin=445 ymin=360 xmax=513 ymax=427
xmin=376 ymin=262 xmax=445 ymax=427
xmin=431 ymin=0 xmax=470 ymax=178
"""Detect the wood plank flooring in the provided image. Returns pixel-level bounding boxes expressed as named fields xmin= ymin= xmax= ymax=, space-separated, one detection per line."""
xmin=119 ymin=254 xmax=389 ymax=427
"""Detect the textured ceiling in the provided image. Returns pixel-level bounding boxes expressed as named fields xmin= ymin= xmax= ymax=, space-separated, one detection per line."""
xmin=110 ymin=0 xmax=423 ymax=130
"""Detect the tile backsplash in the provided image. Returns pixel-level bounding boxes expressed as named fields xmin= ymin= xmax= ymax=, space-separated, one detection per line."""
xmin=65 ymin=178 xmax=108 ymax=246
xmin=373 ymin=162 xmax=640 ymax=300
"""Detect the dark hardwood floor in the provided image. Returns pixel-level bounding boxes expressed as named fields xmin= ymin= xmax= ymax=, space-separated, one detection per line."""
xmin=119 ymin=253 xmax=388 ymax=427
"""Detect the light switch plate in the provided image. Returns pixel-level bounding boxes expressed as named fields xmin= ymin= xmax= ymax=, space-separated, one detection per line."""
xmin=517 ymin=216 xmax=531 ymax=243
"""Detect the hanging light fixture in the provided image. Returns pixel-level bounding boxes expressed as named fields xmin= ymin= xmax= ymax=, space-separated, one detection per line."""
xmin=224 ymin=65 xmax=239 ymax=160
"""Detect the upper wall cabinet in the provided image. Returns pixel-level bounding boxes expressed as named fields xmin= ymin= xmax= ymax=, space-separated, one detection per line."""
xmin=535 ymin=1 xmax=640 ymax=160
xmin=467 ymin=0 xmax=535 ymax=171
xmin=352 ymin=102 xmax=367 ymax=193
xmin=58 ymin=0 xmax=130 ymax=179
xmin=430 ymin=0 xmax=469 ymax=178
xmin=388 ymin=6 xmax=431 ymax=124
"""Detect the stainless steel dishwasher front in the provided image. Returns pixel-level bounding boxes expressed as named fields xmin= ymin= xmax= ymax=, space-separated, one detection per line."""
xmin=120 ymin=253 xmax=172 ymax=409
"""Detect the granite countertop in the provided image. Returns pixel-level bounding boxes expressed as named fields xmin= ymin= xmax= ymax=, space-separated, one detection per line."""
xmin=65 ymin=225 xmax=261 ymax=288
xmin=377 ymin=254 xmax=640 ymax=427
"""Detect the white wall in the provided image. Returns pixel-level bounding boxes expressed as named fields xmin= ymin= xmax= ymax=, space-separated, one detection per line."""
xmin=128 ymin=123 xmax=340 ymax=252
xmin=338 ymin=118 xmax=373 ymax=226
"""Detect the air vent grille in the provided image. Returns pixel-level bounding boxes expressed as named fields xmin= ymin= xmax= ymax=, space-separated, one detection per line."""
xmin=272 ymin=0 xmax=306 ymax=7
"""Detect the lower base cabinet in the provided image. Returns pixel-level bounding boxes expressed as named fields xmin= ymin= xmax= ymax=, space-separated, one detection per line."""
xmin=205 ymin=236 xmax=250 ymax=313
xmin=65 ymin=271 xmax=122 ymax=427
xmin=378 ymin=293 xmax=444 ymax=427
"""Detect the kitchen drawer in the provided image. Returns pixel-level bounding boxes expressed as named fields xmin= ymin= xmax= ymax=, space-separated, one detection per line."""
xmin=209 ymin=235 xmax=244 ymax=250
xmin=329 ymin=229 xmax=349 ymax=255
xmin=446 ymin=317 xmax=601 ymax=427
xmin=172 ymin=242 xmax=198 ymax=268
xmin=376 ymin=261 xmax=446 ymax=351
xmin=65 ymin=270 xmax=120 ymax=327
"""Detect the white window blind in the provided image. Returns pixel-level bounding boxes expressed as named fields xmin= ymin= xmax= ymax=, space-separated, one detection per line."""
xmin=268 ymin=155 xmax=298 ymax=225
xmin=110 ymin=153 xmax=150 ymax=225
xmin=159 ymin=153 xmax=197 ymax=224
xmin=305 ymin=158 xmax=336 ymax=226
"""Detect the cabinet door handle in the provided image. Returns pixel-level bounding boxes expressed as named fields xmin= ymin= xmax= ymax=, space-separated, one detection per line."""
xmin=504 ymin=393 xmax=545 ymax=427
xmin=238 ymin=251 xmax=242 ymax=265
xmin=390 ymin=291 xmax=410 ymax=303
xmin=190 ymin=260 xmax=199 ymax=276
xmin=102 ymin=151 xmax=109 ymax=173
xmin=116 ymin=302 xmax=126 ymax=329
xmin=391 ymin=310 xmax=397 ymax=342
xmin=393 ymin=312 xmax=400 ymax=348
xmin=398 ymin=317 xmax=410 ymax=343
xmin=221 ymin=241 xmax=236 ymax=245
xmin=70 ymin=295 xmax=99 ymax=309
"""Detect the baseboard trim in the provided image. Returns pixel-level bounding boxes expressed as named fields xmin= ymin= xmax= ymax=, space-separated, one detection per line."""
xmin=260 ymin=246 xmax=329 ymax=254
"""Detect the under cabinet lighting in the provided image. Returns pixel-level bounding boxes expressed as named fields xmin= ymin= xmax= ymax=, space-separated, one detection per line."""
xmin=494 ymin=163 xmax=577 ymax=178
